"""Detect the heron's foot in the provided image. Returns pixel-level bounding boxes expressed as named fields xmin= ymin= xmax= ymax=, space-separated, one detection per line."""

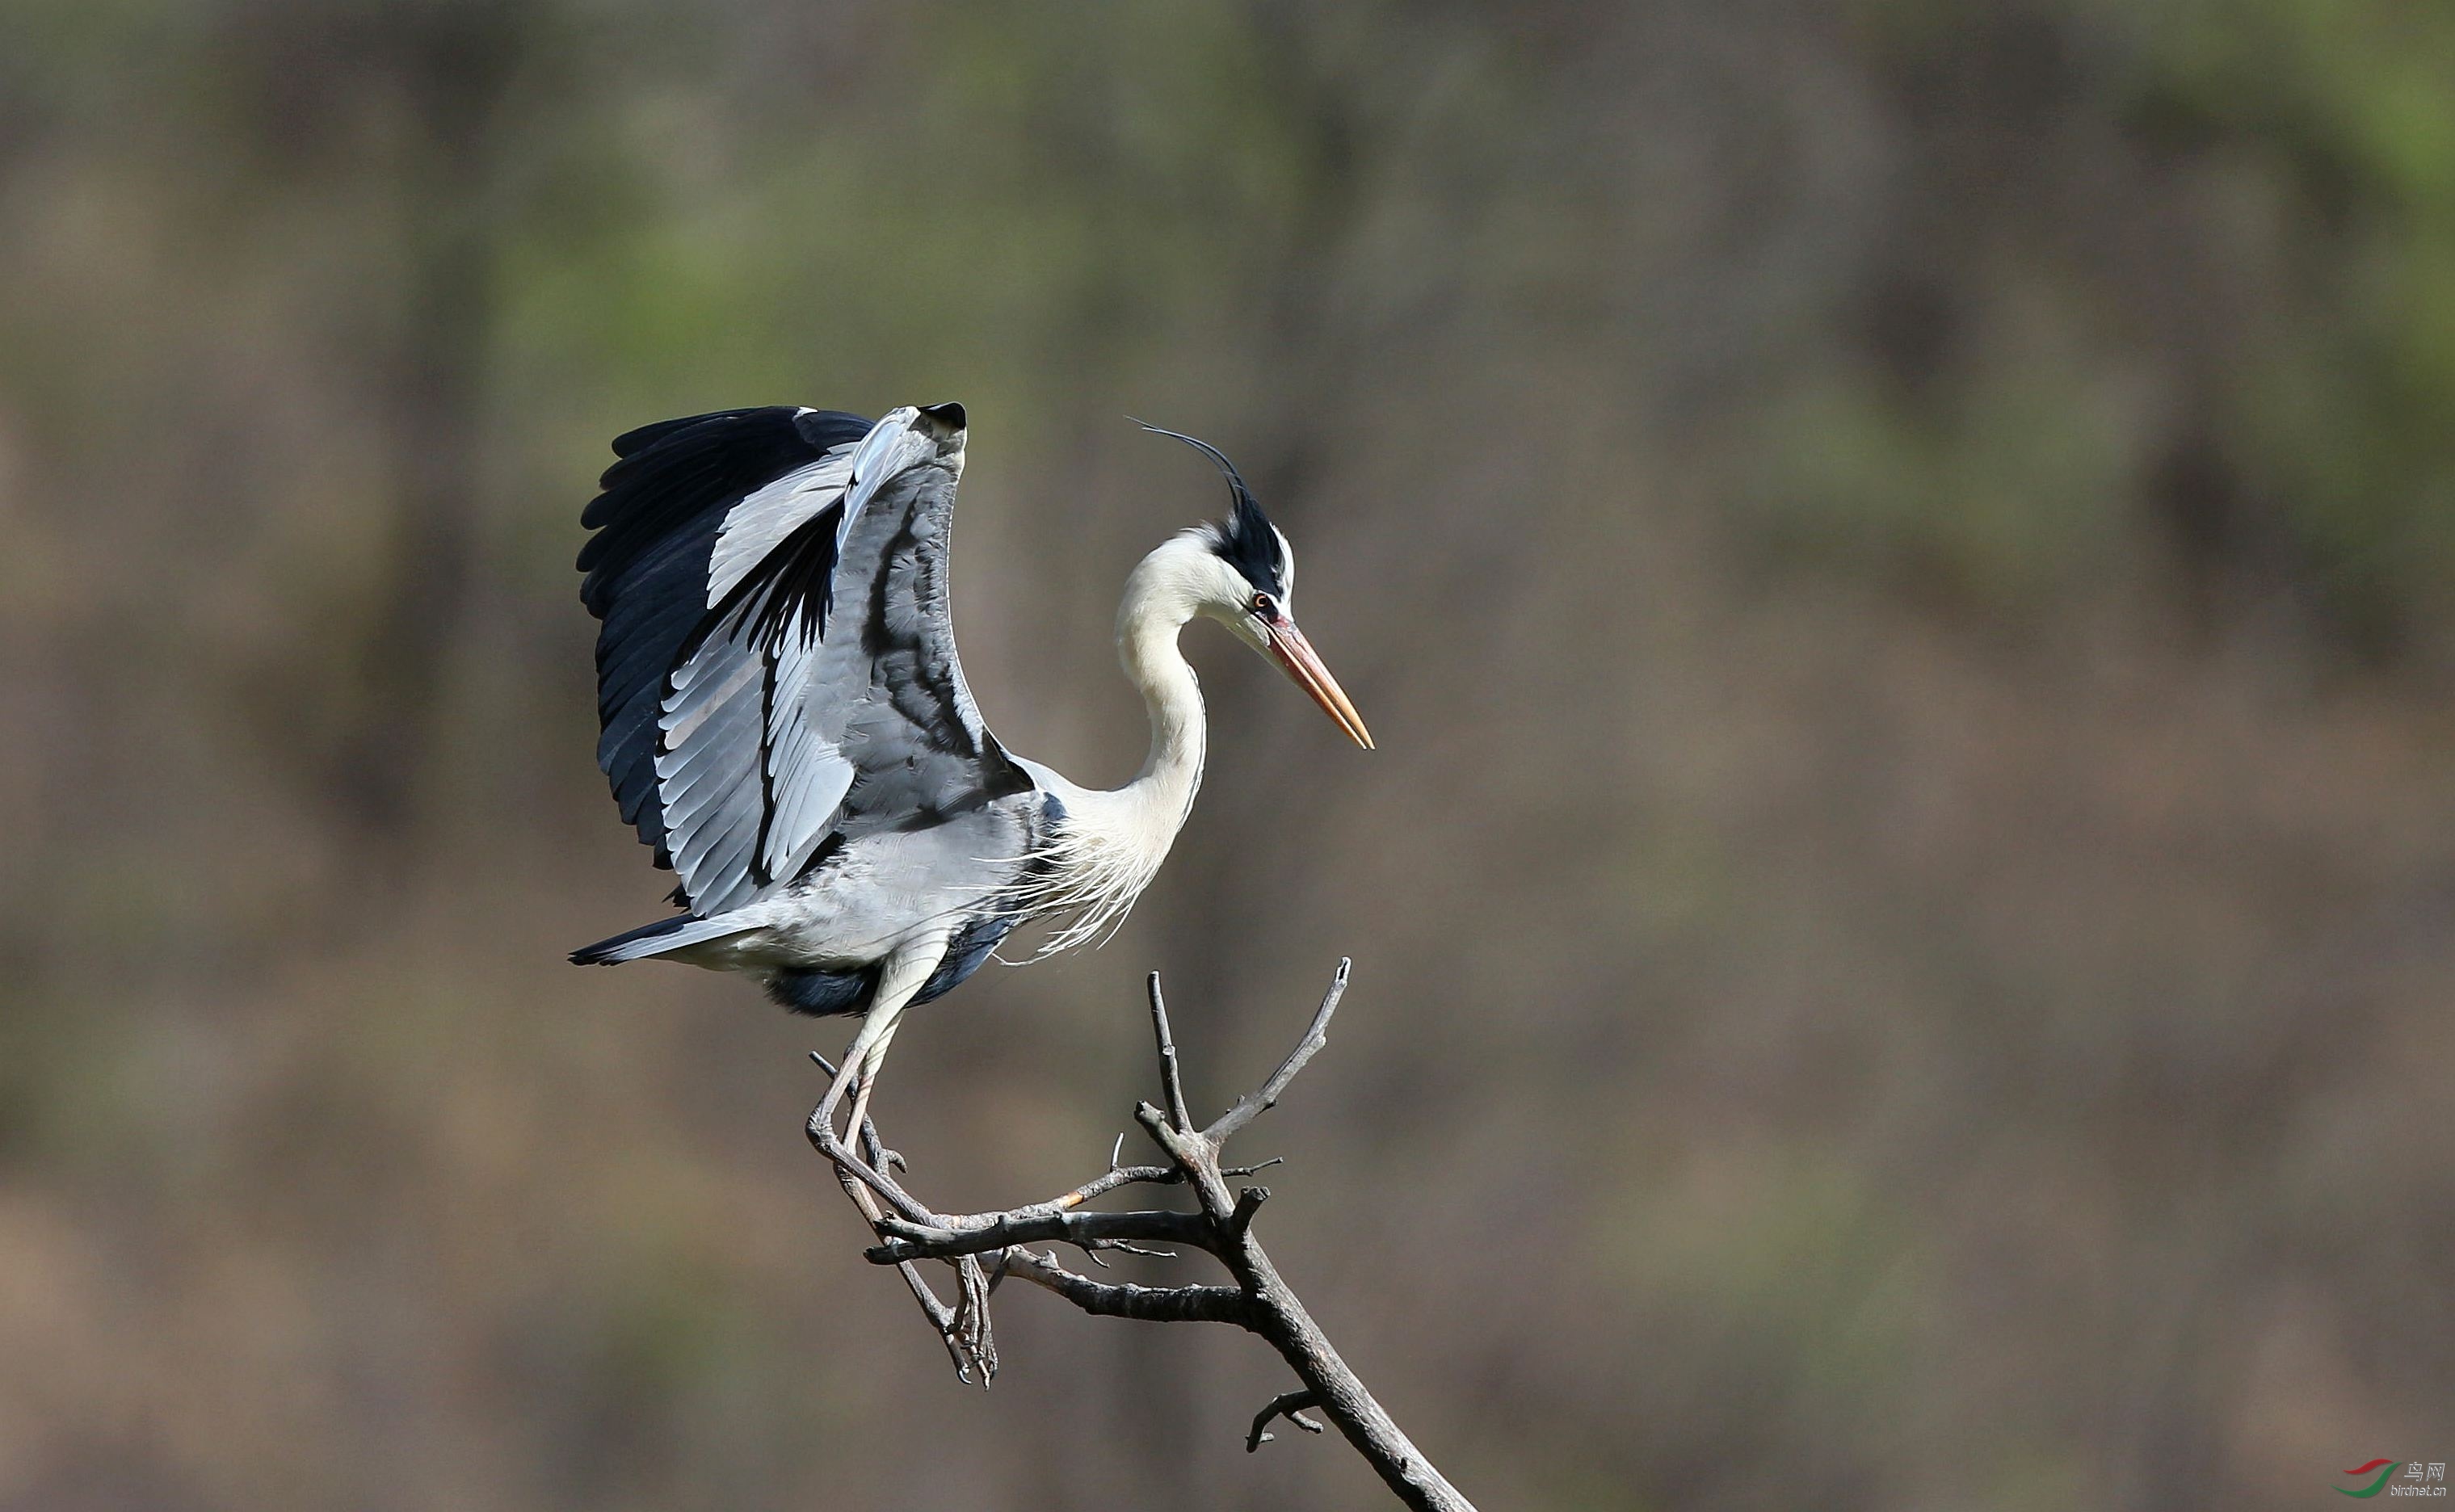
xmin=807 ymin=1120 xmax=907 ymax=1210
xmin=855 ymin=1116 xmax=906 ymax=1176
xmin=946 ymin=1254 xmax=998 ymax=1384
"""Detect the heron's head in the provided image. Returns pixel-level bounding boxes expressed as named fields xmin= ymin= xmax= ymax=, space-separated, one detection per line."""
xmin=1137 ymin=424 xmax=1374 ymax=750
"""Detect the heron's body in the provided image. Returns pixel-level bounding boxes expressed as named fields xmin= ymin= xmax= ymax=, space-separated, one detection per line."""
xmin=570 ymin=400 xmax=1368 ymax=1124
xmin=591 ymin=795 xmax=1047 ymax=1004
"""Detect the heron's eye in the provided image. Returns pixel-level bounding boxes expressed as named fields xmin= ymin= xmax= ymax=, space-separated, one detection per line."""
xmin=1251 ymin=592 xmax=1276 ymax=616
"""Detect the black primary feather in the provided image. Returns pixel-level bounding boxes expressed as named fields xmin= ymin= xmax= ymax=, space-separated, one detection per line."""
xmin=578 ymin=405 xmax=872 ymax=870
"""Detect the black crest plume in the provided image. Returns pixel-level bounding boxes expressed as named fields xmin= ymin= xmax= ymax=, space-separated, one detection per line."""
xmin=1136 ymin=421 xmax=1287 ymax=598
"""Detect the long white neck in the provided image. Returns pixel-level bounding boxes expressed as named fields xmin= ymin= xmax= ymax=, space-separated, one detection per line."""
xmin=1108 ymin=555 xmax=1208 ymax=830
xmin=1014 ymin=541 xmax=1216 ymax=957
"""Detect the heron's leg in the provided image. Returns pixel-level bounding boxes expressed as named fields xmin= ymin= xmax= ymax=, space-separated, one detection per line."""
xmin=843 ymin=1015 xmax=906 ymax=1141
xmin=810 ymin=934 xmax=944 ymax=1152
xmin=805 ymin=933 xmax=996 ymax=1379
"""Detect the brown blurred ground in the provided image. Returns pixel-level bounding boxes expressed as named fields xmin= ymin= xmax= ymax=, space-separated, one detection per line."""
xmin=2 ymin=2 xmax=2452 ymax=1509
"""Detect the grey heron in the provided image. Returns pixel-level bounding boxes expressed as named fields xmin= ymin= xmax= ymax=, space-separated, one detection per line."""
xmin=570 ymin=401 xmax=1372 ymax=1153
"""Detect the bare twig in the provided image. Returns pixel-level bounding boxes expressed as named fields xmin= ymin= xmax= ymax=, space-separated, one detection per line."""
xmin=1146 ymin=971 xmax=1193 ymax=1133
xmin=923 ymin=1162 xmax=1183 ymax=1231
xmin=1248 ymin=1388 xmax=1327 ymax=1451
xmin=865 ymin=1207 xmax=1215 ymax=1265
xmin=805 ymin=958 xmax=1478 ymax=1512
xmin=1209 ymin=956 xmax=1348 ymax=1142
xmin=996 ymin=1248 xmax=1253 ymax=1324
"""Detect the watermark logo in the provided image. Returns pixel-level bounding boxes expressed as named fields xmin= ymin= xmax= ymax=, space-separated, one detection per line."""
xmin=2336 ymin=1460 xmax=2447 ymax=1498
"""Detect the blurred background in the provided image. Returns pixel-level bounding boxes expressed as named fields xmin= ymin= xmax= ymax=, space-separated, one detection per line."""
xmin=3 ymin=2 xmax=2453 ymax=1508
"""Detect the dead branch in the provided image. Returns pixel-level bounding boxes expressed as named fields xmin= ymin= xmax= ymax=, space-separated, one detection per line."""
xmin=1248 ymin=1388 xmax=1328 ymax=1451
xmin=804 ymin=958 xmax=1479 ymax=1512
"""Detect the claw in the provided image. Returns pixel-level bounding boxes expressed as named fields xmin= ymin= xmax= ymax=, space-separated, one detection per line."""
xmin=948 ymin=1254 xmax=998 ymax=1384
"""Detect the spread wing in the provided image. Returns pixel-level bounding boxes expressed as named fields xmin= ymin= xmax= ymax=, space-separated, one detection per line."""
xmin=578 ymin=403 xmax=1029 ymax=916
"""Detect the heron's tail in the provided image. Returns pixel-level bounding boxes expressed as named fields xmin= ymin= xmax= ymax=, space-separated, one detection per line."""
xmin=570 ymin=914 xmax=743 ymax=965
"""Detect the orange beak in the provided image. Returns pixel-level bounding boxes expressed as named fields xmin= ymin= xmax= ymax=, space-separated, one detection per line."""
xmin=1264 ymin=618 xmax=1375 ymax=750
